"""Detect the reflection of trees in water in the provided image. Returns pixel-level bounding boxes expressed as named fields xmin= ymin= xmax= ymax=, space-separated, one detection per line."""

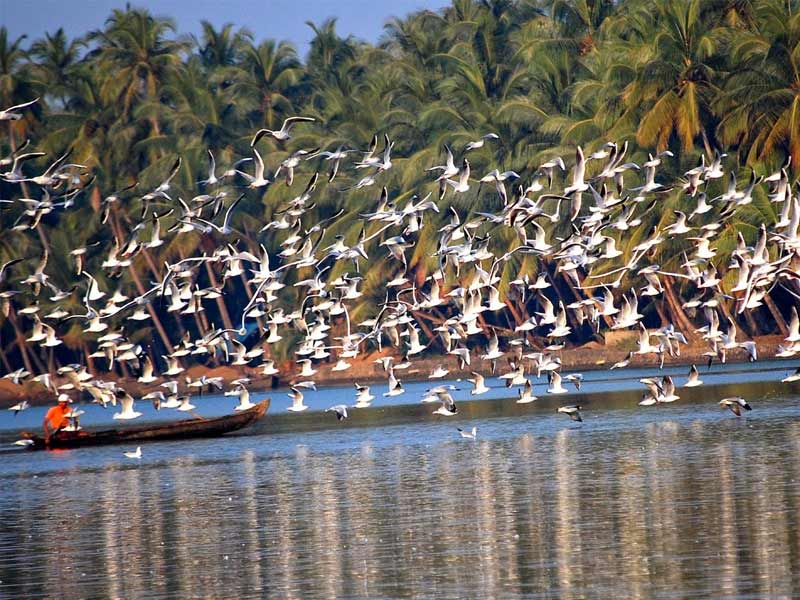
xmin=554 ymin=429 xmax=579 ymax=596
xmin=266 ymin=456 xmax=294 ymax=595
xmin=716 ymin=443 xmax=740 ymax=597
xmin=239 ymin=450 xmax=263 ymax=593
xmin=645 ymin=420 xmax=682 ymax=592
xmin=750 ymin=439 xmax=791 ymax=595
xmin=4 ymin=417 xmax=800 ymax=597
xmin=617 ymin=437 xmax=649 ymax=599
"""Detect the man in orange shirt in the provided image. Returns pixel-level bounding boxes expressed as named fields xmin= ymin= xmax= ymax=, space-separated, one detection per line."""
xmin=43 ymin=394 xmax=72 ymax=442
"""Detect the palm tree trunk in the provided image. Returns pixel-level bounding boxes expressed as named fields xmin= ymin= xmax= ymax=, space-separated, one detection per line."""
xmin=205 ymin=262 xmax=235 ymax=331
xmin=118 ymin=359 xmax=131 ymax=379
xmin=35 ymin=223 xmax=51 ymax=256
xmin=8 ymin=123 xmax=51 ymax=256
xmin=653 ymin=298 xmax=669 ymax=327
xmin=743 ymin=307 xmax=760 ymax=337
xmin=545 ymin=269 xmax=581 ymax=331
xmin=700 ymin=130 xmax=713 ymax=163
xmin=81 ymin=339 xmax=96 ymax=374
xmin=126 ymin=263 xmax=175 ymax=354
xmin=662 ymin=277 xmax=696 ymax=339
xmin=106 ymin=209 xmax=175 ymax=353
xmin=47 ymin=347 xmax=55 ymax=377
xmin=764 ymin=293 xmax=789 ymax=336
xmin=572 ymin=269 xmax=614 ymax=329
xmin=0 ymin=331 xmax=13 ymax=373
xmin=411 ymin=310 xmax=436 ymax=342
xmin=7 ymin=306 xmax=35 ymax=373
xmin=505 ymin=298 xmax=525 ymax=328
xmin=190 ymin=306 xmax=206 ymax=338
xmin=239 ymin=272 xmax=265 ymax=332
xmin=139 ymin=247 xmax=164 ymax=284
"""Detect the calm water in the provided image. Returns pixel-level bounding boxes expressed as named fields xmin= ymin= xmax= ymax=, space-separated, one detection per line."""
xmin=2 ymin=362 xmax=800 ymax=598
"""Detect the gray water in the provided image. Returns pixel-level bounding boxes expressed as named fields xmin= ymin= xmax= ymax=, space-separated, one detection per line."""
xmin=2 ymin=362 xmax=800 ymax=598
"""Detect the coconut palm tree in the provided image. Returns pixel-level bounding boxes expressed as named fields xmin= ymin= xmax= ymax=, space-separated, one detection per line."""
xmin=224 ymin=39 xmax=303 ymax=135
xmin=716 ymin=0 xmax=800 ymax=169
xmin=618 ymin=0 xmax=728 ymax=155
xmin=87 ymin=8 xmax=189 ymax=129
xmin=0 ymin=27 xmax=41 ymax=144
xmin=1 ymin=0 xmax=798 ymax=373
xmin=27 ymin=28 xmax=85 ymax=106
xmin=194 ymin=21 xmax=252 ymax=69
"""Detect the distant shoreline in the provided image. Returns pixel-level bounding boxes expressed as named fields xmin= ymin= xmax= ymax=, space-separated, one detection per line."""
xmin=1 ymin=334 xmax=786 ymax=408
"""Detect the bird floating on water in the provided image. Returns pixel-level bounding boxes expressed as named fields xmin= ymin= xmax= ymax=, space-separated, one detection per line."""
xmin=124 ymin=446 xmax=142 ymax=459
xmin=457 ymin=426 xmax=477 ymax=439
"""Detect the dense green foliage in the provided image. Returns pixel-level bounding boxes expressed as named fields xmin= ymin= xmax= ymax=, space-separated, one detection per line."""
xmin=1 ymin=0 xmax=798 ymax=375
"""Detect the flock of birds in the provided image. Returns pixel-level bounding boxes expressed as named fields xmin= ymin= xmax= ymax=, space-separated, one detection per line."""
xmin=2 ymin=97 xmax=800 ymax=451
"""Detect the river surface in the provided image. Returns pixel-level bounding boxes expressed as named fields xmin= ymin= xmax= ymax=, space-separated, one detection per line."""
xmin=1 ymin=361 xmax=800 ymax=598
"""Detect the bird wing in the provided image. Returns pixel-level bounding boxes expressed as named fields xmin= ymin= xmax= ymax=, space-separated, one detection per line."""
xmin=283 ymin=116 xmax=316 ymax=130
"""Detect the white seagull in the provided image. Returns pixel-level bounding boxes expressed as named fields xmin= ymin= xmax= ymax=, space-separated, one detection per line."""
xmin=468 ymin=372 xmax=489 ymax=395
xmin=457 ymin=426 xmax=477 ymax=439
xmin=326 ymin=404 xmax=348 ymax=421
xmin=287 ymin=387 xmax=308 ymax=412
xmin=547 ymin=371 xmax=568 ymax=394
xmin=432 ymin=386 xmax=458 ymax=416
xmin=124 ymin=446 xmax=142 ymax=459
xmin=226 ymin=384 xmax=255 ymax=411
xmin=558 ymin=405 xmax=583 ymax=422
xmin=113 ymin=391 xmax=142 ymax=420
xmin=517 ymin=379 xmax=537 ymax=404
xmin=464 ymin=133 xmax=500 ymax=152
xmin=0 ymin=97 xmax=39 ymax=121
xmin=719 ymin=396 xmax=752 ymax=416
xmin=251 ymin=116 xmax=315 ymax=143
xmin=8 ymin=400 xmax=29 ymax=416
xmin=684 ymin=364 xmax=703 ymax=387
xmin=354 ymin=383 xmax=375 ymax=407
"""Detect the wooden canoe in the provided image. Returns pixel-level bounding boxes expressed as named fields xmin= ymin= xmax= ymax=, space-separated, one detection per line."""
xmin=21 ymin=399 xmax=269 ymax=450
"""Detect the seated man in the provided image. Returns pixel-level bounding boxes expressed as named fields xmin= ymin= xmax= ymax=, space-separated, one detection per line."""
xmin=43 ymin=394 xmax=72 ymax=442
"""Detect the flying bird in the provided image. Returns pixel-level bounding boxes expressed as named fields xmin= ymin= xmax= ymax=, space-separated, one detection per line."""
xmin=0 ymin=97 xmax=39 ymax=121
xmin=326 ymin=404 xmax=348 ymax=421
xmin=251 ymin=116 xmax=315 ymax=144
xmin=558 ymin=405 xmax=583 ymax=422
xmin=719 ymin=396 xmax=752 ymax=416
